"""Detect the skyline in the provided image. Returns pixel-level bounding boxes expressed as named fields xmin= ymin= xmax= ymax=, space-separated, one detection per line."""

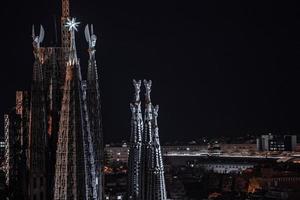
xmin=2 ymin=1 xmax=300 ymax=142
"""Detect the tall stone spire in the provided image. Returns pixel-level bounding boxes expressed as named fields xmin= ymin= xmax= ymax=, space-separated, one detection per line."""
xmin=128 ymin=80 xmax=143 ymax=200
xmin=54 ymin=18 xmax=98 ymax=200
xmin=145 ymin=105 xmax=167 ymax=200
xmin=140 ymin=80 xmax=153 ymax=200
xmin=65 ymin=18 xmax=80 ymax=64
xmin=29 ymin=25 xmax=47 ymax=200
xmin=85 ymin=24 xmax=104 ymax=200
xmin=61 ymin=0 xmax=71 ymax=48
xmin=127 ymin=79 xmax=167 ymax=200
xmin=4 ymin=91 xmax=30 ymax=199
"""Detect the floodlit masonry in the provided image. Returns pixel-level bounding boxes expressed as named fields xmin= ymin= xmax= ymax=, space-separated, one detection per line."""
xmin=128 ymin=80 xmax=167 ymax=200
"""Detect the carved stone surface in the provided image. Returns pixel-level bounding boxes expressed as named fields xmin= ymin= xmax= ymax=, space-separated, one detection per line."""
xmin=85 ymin=24 xmax=104 ymax=200
xmin=128 ymin=80 xmax=167 ymax=200
xmin=144 ymin=80 xmax=152 ymax=104
xmin=54 ymin=17 xmax=98 ymax=200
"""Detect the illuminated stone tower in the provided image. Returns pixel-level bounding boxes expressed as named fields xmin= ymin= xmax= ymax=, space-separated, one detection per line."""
xmin=128 ymin=80 xmax=167 ymax=200
xmin=143 ymin=80 xmax=167 ymax=200
xmin=128 ymin=80 xmax=143 ymax=200
xmin=53 ymin=18 xmax=98 ymax=200
xmin=16 ymin=91 xmax=30 ymax=199
xmin=144 ymin=104 xmax=167 ymax=200
xmin=4 ymin=91 xmax=29 ymax=199
xmin=85 ymin=24 xmax=104 ymax=200
xmin=29 ymin=25 xmax=48 ymax=200
xmin=13 ymin=0 xmax=105 ymax=199
xmin=61 ymin=0 xmax=71 ymax=49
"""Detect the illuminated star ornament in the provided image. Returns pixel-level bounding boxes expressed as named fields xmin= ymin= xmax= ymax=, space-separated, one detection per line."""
xmin=65 ymin=18 xmax=80 ymax=32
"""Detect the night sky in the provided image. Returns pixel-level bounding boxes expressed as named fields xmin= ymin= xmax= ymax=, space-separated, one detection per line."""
xmin=1 ymin=1 xmax=300 ymax=142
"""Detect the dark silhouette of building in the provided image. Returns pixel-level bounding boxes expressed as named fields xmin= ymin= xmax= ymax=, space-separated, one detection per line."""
xmin=29 ymin=29 xmax=48 ymax=200
xmin=4 ymin=91 xmax=29 ymax=199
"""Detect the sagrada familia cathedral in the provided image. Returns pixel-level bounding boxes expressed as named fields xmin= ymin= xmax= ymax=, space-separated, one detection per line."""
xmin=3 ymin=0 xmax=167 ymax=200
xmin=128 ymin=80 xmax=167 ymax=200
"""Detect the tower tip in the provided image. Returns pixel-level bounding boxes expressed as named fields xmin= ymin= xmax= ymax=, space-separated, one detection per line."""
xmin=144 ymin=79 xmax=152 ymax=103
xmin=132 ymin=79 xmax=141 ymax=102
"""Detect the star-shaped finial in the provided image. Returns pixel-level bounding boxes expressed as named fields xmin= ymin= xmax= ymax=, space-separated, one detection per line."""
xmin=65 ymin=18 xmax=80 ymax=32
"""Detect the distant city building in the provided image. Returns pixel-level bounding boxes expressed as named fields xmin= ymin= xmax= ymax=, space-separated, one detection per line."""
xmin=165 ymin=171 xmax=187 ymax=200
xmin=185 ymin=157 xmax=277 ymax=174
xmin=162 ymin=143 xmax=256 ymax=157
xmin=284 ymin=135 xmax=297 ymax=151
xmin=105 ymin=143 xmax=257 ymax=164
xmin=192 ymin=161 xmax=254 ymax=174
xmin=257 ymin=133 xmax=297 ymax=151
xmin=163 ymin=145 xmax=207 ymax=153
xmin=105 ymin=144 xmax=129 ymax=164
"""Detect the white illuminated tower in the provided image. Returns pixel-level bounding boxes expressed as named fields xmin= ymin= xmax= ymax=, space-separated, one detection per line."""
xmin=54 ymin=18 xmax=98 ymax=200
xmin=145 ymin=104 xmax=167 ymax=200
xmin=128 ymin=80 xmax=143 ymax=200
xmin=85 ymin=24 xmax=104 ymax=200
xmin=128 ymin=80 xmax=167 ymax=200
xmin=142 ymin=80 xmax=167 ymax=200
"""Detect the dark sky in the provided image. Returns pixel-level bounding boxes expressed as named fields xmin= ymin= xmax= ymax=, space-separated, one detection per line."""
xmin=1 ymin=1 xmax=300 ymax=142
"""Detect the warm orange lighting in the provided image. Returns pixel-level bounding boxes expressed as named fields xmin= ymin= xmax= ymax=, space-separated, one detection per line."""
xmin=247 ymin=178 xmax=262 ymax=193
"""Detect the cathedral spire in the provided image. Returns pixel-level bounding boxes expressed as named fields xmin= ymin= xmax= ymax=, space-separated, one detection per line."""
xmin=61 ymin=0 xmax=71 ymax=48
xmin=128 ymin=80 xmax=143 ymax=200
xmin=85 ymin=24 xmax=97 ymax=61
xmin=133 ymin=79 xmax=142 ymax=103
xmin=65 ymin=17 xmax=80 ymax=64
xmin=85 ymin=24 xmax=99 ymax=81
xmin=85 ymin=24 xmax=104 ymax=200
xmin=143 ymin=79 xmax=154 ymax=145
xmin=144 ymin=80 xmax=152 ymax=104
xmin=29 ymin=25 xmax=47 ymax=200
xmin=147 ymin=105 xmax=167 ymax=200
xmin=139 ymin=80 xmax=167 ymax=200
xmin=54 ymin=16 xmax=98 ymax=200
